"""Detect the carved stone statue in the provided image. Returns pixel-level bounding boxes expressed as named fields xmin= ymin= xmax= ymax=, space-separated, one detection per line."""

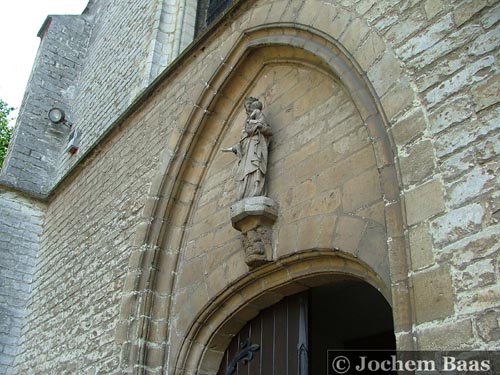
xmin=224 ymin=98 xmax=278 ymax=269
xmin=222 ymin=97 xmax=272 ymax=200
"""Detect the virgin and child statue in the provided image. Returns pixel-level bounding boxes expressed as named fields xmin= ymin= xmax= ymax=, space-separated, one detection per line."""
xmin=222 ymin=97 xmax=273 ymax=201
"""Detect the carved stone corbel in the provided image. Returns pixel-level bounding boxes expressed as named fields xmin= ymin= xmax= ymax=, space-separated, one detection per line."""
xmin=230 ymin=196 xmax=278 ymax=268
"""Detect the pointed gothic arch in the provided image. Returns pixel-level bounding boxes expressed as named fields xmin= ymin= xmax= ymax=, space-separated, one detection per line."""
xmin=119 ymin=23 xmax=413 ymax=374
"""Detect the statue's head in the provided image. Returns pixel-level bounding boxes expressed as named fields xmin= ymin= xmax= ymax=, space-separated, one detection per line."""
xmin=244 ymin=97 xmax=261 ymax=112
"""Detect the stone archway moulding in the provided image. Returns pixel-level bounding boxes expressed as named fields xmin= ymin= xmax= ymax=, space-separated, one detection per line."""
xmin=121 ymin=23 xmax=413 ymax=374
xmin=178 ymin=250 xmax=391 ymax=375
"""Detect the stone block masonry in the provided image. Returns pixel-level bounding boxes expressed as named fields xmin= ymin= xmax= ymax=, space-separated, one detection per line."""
xmin=0 ymin=15 xmax=91 ymax=198
xmin=0 ymin=0 xmax=499 ymax=373
xmin=0 ymin=189 xmax=44 ymax=374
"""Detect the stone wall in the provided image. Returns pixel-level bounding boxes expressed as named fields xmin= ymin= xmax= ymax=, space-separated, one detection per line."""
xmin=6 ymin=0 xmax=500 ymax=373
xmin=57 ymin=0 xmax=197 ymax=188
xmin=0 ymin=15 xmax=91 ymax=197
xmin=381 ymin=0 xmax=500 ymax=349
xmin=0 ymin=189 xmax=44 ymax=374
xmin=0 ymin=0 xmax=198 ymax=197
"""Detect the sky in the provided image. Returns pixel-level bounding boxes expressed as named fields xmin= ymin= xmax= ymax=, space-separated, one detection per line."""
xmin=0 ymin=1 xmax=89 ymax=121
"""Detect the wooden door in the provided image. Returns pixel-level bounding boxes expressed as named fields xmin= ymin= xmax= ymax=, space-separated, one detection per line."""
xmin=217 ymin=293 xmax=308 ymax=375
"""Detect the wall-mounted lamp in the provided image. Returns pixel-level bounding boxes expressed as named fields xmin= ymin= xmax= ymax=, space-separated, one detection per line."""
xmin=48 ymin=107 xmax=73 ymax=127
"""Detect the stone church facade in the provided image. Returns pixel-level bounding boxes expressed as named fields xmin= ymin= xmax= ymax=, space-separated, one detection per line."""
xmin=0 ymin=0 xmax=499 ymax=374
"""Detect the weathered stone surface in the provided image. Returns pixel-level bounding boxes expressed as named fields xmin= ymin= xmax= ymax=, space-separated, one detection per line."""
xmin=390 ymin=109 xmax=426 ymax=146
xmin=230 ymin=196 xmax=278 ymax=232
xmin=424 ymin=0 xmax=447 ymax=20
xmin=3 ymin=0 xmax=500 ymax=372
xmin=431 ymin=202 xmax=485 ymax=246
xmin=367 ymin=51 xmax=402 ymax=97
xmin=428 ymin=95 xmax=474 ymax=135
xmin=396 ymin=13 xmax=454 ymax=61
xmin=409 ymin=222 xmax=435 ymax=270
xmin=400 ymin=140 xmax=436 ymax=187
xmin=405 ymin=179 xmax=445 ymax=226
xmin=456 ymin=283 xmax=500 ymax=316
xmin=454 ymin=0 xmax=488 ymax=27
xmin=342 ymin=169 xmax=381 ymax=213
xmin=417 ymin=319 xmax=473 ymax=350
xmin=476 ymin=309 xmax=500 ymax=343
xmin=447 ymin=165 xmax=497 ymax=208
xmin=413 ymin=266 xmax=455 ymax=324
xmin=470 ymin=73 xmax=500 ymax=111
xmin=454 ymin=258 xmax=496 ymax=292
xmin=332 ymin=216 xmax=367 ymax=254
xmin=353 ymin=31 xmax=386 ymax=70
xmin=0 ymin=190 xmax=44 ymax=371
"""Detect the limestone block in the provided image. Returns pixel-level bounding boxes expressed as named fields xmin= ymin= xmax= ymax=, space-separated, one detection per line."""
xmin=327 ymin=8 xmax=353 ymax=40
xmin=454 ymin=0 xmax=488 ymax=27
xmin=342 ymin=168 xmax=382 ymax=213
xmin=356 ymin=224 xmax=389 ymax=283
xmin=417 ymin=319 xmax=473 ymax=350
xmin=405 ymin=179 xmax=445 ymax=226
xmin=311 ymin=2 xmax=339 ymax=35
xmin=431 ymin=203 xmax=484 ymax=246
xmin=409 ymin=222 xmax=435 ymax=270
xmin=264 ymin=1 xmax=288 ymax=23
xmin=332 ymin=216 xmax=367 ymax=254
xmin=413 ymin=266 xmax=455 ymax=324
xmin=471 ymin=73 xmax=500 ymax=111
xmin=387 ymin=236 xmax=408 ymax=284
xmin=424 ymin=0 xmax=447 ymax=20
xmin=339 ymin=17 xmax=369 ymax=52
xmin=434 ymin=106 xmax=499 ymax=158
xmin=367 ymin=51 xmax=402 ymax=97
xmin=349 ymin=0 xmax=371 ymax=14
xmin=454 ymin=258 xmax=496 ymax=292
xmin=396 ymin=13 xmax=454 ymax=61
xmin=456 ymin=283 xmax=500 ymax=315
xmin=385 ymin=9 xmax=426 ymax=46
xmin=399 ymin=139 xmax=436 ymax=187
xmin=469 ymin=25 xmax=500 ymax=56
xmin=353 ymin=31 xmax=386 ymax=71
xmin=390 ymin=109 xmax=426 ymax=146
xmin=297 ymin=216 xmax=322 ymax=250
xmin=424 ymin=56 xmax=495 ymax=109
xmin=476 ymin=309 xmax=500 ymax=343
xmin=277 ymin=222 xmax=299 ymax=256
xmin=447 ymin=166 xmax=497 ymax=208
xmin=411 ymin=23 xmax=481 ymax=71
xmin=428 ymin=95 xmax=474 ymax=135
xmin=416 ymin=55 xmax=468 ymax=92
xmin=391 ymin=281 xmax=412 ymax=333
xmin=481 ymin=2 xmax=500 ymax=28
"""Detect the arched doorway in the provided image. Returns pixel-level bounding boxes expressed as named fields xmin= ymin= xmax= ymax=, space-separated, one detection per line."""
xmin=216 ymin=278 xmax=395 ymax=375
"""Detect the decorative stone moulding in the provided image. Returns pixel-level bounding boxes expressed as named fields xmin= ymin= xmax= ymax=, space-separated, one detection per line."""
xmin=230 ymin=196 xmax=278 ymax=268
